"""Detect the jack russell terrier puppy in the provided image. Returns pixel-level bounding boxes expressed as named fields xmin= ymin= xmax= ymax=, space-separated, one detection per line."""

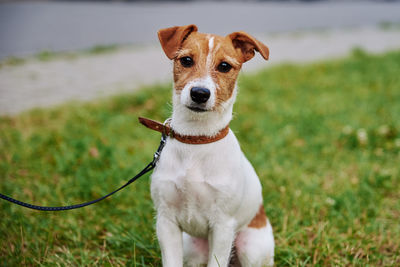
xmin=139 ymin=24 xmax=274 ymax=267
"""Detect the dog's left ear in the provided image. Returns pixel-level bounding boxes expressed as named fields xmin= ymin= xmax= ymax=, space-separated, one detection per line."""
xmin=158 ymin=24 xmax=198 ymax=60
xmin=228 ymin=31 xmax=269 ymax=63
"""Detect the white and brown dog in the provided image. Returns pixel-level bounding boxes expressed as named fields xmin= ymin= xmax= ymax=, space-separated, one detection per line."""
xmin=140 ymin=24 xmax=274 ymax=267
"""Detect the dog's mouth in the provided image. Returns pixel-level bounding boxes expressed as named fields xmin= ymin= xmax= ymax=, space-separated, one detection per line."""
xmin=186 ymin=105 xmax=208 ymax=113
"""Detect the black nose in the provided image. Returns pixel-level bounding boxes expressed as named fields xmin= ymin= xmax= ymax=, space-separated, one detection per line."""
xmin=190 ymin=87 xmax=210 ymax=104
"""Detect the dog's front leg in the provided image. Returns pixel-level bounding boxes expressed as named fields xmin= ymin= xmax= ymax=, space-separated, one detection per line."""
xmin=207 ymin=219 xmax=236 ymax=267
xmin=157 ymin=215 xmax=183 ymax=267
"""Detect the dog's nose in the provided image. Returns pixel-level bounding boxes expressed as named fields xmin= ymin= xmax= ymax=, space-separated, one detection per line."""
xmin=190 ymin=87 xmax=210 ymax=104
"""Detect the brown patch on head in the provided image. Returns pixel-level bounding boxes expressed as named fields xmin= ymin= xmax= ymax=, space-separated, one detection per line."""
xmin=211 ymin=35 xmax=243 ymax=108
xmin=248 ymin=205 xmax=268 ymax=229
xmin=172 ymin=32 xmax=211 ymax=92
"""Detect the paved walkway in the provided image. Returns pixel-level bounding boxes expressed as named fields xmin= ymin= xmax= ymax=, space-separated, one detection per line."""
xmin=1 ymin=26 xmax=400 ymax=115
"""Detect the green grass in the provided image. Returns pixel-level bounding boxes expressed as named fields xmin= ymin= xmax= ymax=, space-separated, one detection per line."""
xmin=1 ymin=49 xmax=400 ymax=266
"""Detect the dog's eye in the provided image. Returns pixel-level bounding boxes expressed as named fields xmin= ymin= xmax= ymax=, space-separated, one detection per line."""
xmin=180 ymin=56 xmax=194 ymax=68
xmin=217 ymin=62 xmax=232 ymax=73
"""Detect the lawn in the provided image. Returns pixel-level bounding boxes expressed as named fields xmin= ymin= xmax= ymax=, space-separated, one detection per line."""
xmin=1 ymin=49 xmax=400 ymax=266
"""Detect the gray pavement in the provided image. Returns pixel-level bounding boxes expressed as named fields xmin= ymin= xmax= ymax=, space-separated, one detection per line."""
xmin=1 ymin=1 xmax=400 ymax=59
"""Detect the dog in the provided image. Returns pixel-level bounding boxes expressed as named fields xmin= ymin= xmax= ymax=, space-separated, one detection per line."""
xmin=143 ymin=24 xmax=274 ymax=267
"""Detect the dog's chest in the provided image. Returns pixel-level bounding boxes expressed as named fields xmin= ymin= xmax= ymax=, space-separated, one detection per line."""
xmin=151 ymin=136 xmax=243 ymax=236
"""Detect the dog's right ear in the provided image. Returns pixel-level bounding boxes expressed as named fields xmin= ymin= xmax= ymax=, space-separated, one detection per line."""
xmin=158 ymin=24 xmax=198 ymax=60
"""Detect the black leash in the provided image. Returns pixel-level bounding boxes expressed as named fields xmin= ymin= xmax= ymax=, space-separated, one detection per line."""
xmin=0 ymin=133 xmax=167 ymax=211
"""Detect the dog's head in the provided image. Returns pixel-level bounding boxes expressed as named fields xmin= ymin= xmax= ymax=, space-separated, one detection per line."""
xmin=158 ymin=25 xmax=269 ymax=113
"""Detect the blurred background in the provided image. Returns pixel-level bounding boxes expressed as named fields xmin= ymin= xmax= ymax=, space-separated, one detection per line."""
xmin=1 ymin=0 xmax=400 ymax=114
xmin=1 ymin=0 xmax=399 ymax=59
xmin=1 ymin=1 xmax=400 ymax=266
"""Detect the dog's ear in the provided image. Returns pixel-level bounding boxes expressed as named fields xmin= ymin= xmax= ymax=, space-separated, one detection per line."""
xmin=228 ymin=31 xmax=269 ymax=63
xmin=158 ymin=24 xmax=198 ymax=60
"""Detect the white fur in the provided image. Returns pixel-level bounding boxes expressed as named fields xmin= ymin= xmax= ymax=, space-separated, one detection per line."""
xmin=206 ymin=37 xmax=214 ymax=70
xmin=152 ymin=33 xmax=274 ymax=267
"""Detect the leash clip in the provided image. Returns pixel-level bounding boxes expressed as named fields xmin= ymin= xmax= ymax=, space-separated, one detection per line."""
xmin=152 ymin=135 xmax=166 ymax=166
xmin=152 ymin=118 xmax=170 ymax=166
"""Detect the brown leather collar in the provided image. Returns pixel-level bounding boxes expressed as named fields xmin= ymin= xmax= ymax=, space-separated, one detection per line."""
xmin=138 ymin=117 xmax=229 ymax=145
